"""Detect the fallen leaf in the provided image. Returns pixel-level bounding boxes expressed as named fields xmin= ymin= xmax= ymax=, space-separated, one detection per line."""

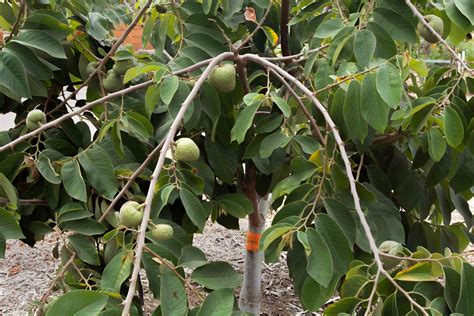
xmin=8 ymin=265 xmax=21 ymax=276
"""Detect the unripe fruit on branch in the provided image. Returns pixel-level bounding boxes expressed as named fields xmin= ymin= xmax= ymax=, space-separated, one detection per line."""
xmin=209 ymin=63 xmax=236 ymax=93
xmin=103 ymin=70 xmax=123 ymax=93
xmin=26 ymin=109 xmax=46 ymax=130
xmin=378 ymin=240 xmax=404 ymax=269
xmin=151 ymin=224 xmax=174 ymax=241
xmin=119 ymin=201 xmax=143 ymax=228
xmin=173 ymin=138 xmax=200 ymax=162
xmin=113 ymin=59 xmax=135 ymax=76
xmin=86 ymin=61 xmax=99 ymax=76
xmin=417 ymin=15 xmax=444 ymax=43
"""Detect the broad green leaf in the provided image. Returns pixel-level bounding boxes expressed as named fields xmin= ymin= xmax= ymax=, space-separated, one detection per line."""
xmin=69 ymin=234 xmax=100 ymax=266
xmin=61 ymin=218 xmax=106 ymax=235
xmin=0 ymin=51 xmax=30 ymax=99
xmin=36 ymin=152 xmax=61 ymax=184
xmin=301 ymin=277 xmax=339 ymax=312
xmin=0 ymin=172 xmax=17 ymax=205
xmin=409 ymin=58 xmax=429 ymax=77
xmin=197 ymin=288 xmax=234 ymax=316
xmin=373 ymin=7 xmax=417 ymax=43
xmin=61 ymin=160 xmax=87 ymax=202
xmin=160 ymin=76 xmax=180 ymax=105
xmin=323 ymin=297 xmax=362 ymax=315
xmin=376 ymin=63 xmax=402 ymax=108
xmin=204 ymin=138 xmax=237 ymax=184
xmin=86 ymin=12 xmax=108 ymax=41
xmin=57 ymin=203 xmax=92 ymax=223
xmin=323 ymin=198 xmax=356 ymax=246
xmin=343 ymin=80 xmax=367 ymax=143
xmin=192 ymin=262 xmax=242 ymax=290
xmin=454 ymin=0 xmax=474 ymax=25
xmin=455 ymin=261 xmax=474 ymax=315
xmin=101 ymin=251 xmax=132 ymax=292
xmin=270 ymin=92 xmax=291 ymax=117
xmin=231 ymin=93 xmax=263 ymax=144
xmin=428 ymin=128 xmax=446 ymax=162
xmin=260 ymin=223 xmax=292 ymax=251
xmin=178 ymin=245 xmax=208 ymax=269
xmin=444 ymin=266 xmax=461 ymax=311
xmin=360 ymin=73 xmax=389 ymax=132
xmin=395 ymin=262 xmax=437 ymax=281
xmin=216 ymin=193 xmax=253 ymax=218
xmin=367 ymin=22 xmax=397 ymax=59
xmin=304 ymin=228 xmax=333 ymax=287
xmin=262 ymin=26 xmax=279 ymax=47
xmin=260 ymin=132 xmax=290 ymax=158
xmin=354 ymin=29 xmax=376 ymax=68
xmin=160 ymin=266 xmax=188 ymax=316
xmin=315 ymin=214 xmax=353 ymax=277
xmin=45 ymin=290 xmax=108 ymax=316
xmin=122 ymin=111 xmax=154 ymax=141
xmin=314 ymin=17 xmax=344 ymax=38
xmin=202 ymin=0 xmax=213 ymax=14
xmin=3 ymin=42 xmax=53 ymax=80
xmin=444 ymin=107 xmax=464 ymax=147
xmin=78 ymin=146 xmax=118 ymax=200
xmin=0 ymin=207 xmax=25 ymax=239
xmin=12 ymin=30 xmax=66 ymax=59
xmin=180 ymin=188 xmax=208 ymax=231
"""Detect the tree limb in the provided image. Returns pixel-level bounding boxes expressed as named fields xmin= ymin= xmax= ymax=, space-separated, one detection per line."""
xmin=0 ymin=57 xmax=216 ymax=152
xmin=121 ymin=52 xmax=235 ymax=315
xmin=242 ymin=53 xmax=429 ymax=316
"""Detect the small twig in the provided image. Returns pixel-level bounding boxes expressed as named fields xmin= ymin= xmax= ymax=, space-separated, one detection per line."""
xmin=280 ymin=0 xmax=290 ymax=58
xmin=5 ymin=0 xmax=26 ymax=43
xmin=0 ymin=197 xmax=48 ymax=206
xmin=355 ymin=154 xmax=364 ymax=181
xmin=37 ymin=253 xmax=77 ymax=315
xmin=236 ymin=1 xmax=273 ymax=50
xmin=46 ymin=0 xmax=153 ymax=116
xmin=268 ymin=68 xmax=325 ymax=146
xmin=364 ymin=269 xmax=381 ymax=316
xmin=122 ymin=52 xmax=235 ymax=315
xmin=264 ymin=44 xmax=329 ymax=62
xmin=405 ymin=0 xmax=472 ymax=74
xmin=98 ymin=140 xmax=164 ymax=223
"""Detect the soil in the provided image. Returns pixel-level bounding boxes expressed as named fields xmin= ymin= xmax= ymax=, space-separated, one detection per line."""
xmin=1 ymin=206 xmax=472 ymax=315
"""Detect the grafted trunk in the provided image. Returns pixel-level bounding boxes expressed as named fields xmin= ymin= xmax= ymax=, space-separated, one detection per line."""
xmin=238 ymin=197 xmax=269 ymax=315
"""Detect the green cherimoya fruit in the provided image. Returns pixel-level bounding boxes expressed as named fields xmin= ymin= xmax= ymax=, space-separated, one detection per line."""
xmin=103 ymin=70 xmax=124 ymax=93
xmin=26 ymin=109 xmax=46 ymax=130
xmin=119 ymin=201 xmax=143 ymax=228
xmin=113 ymin=58 xmax=135 ymax=76
xmin=378 ymin=240 xmax=404 ymax=269
xmin=173 ymin=137 xmax=200 ymax=162
xmin=151 ymin=224 xmax=174 ymax=241
xmin=86 ymin=61 xmax=99 ymax=75
xmin=209 ymin=63 xmax=236 ymax=93
xmin=417 ymin=15 xmax=444 ymax=43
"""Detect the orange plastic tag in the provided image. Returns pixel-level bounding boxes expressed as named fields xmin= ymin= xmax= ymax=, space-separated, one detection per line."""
xmin=246 ymin=231 xmax=261 ymax=252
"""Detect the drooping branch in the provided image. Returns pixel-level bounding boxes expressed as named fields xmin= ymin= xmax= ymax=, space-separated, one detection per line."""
xmin=121 ymin=52 xmax=235 ymax=315
xmin=405 ymin=0 xmax=472 ymax=74
xmin=47 ymin=0 xmax=154 ymax=116
xmin=280 ymin=0 xmax=290 ymax=58
xmin=0 ymin=198 xmax=48 ymax=206
xmin=268 ymin=68 xmax=325 ymax=146
xmin=0 ymin=57 xmax=216 ymax=152
xmin=98 ymin=140 xmax=164 ymax=223
xmin=242 ymin=53 xmax=429 ymax=316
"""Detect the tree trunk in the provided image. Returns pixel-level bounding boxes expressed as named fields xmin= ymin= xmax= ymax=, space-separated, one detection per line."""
xmin=238 ymin=196 xmax=269 ymax=315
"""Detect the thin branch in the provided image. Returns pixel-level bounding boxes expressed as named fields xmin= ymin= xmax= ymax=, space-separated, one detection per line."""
xmin=405 ymin=0 xmax=472 ymax=74
xmin=0 ymin=197 xmax=48 ymax=206
xmin=237 ymin=1 xmax=273 ymax=51
xmin=47 ymin=0 xmax=153 ymax=116
xmin=122 ymin=52 xmax=235 ymax=315
xmin=98 ymin=140 xmax=164 ymax=223
xmin=242 ymin=53 xmax=429 ymax=316
xmin=364 ymin=269 xmax=381 ymax=316
xmin=37 ymin=253 xmax=77 ymax=315
xmin=280 ymin=0 xmax=290 ymax=58
xmin=4 ymin=0 xmax=26 ymax=43
xmin=263 ymin=44 xmax=329 ymax=62
xmin=268 ymin=68 xmax=325 ymax=146
xmin=0 ymin=57 xmax=216 ymax=152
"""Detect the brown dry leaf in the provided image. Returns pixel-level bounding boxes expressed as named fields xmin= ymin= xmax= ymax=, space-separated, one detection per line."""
xmin=244 ymin=7 xmax=257 ymax=23
xmin=8 ymin=265 xmax=21 ymax=276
